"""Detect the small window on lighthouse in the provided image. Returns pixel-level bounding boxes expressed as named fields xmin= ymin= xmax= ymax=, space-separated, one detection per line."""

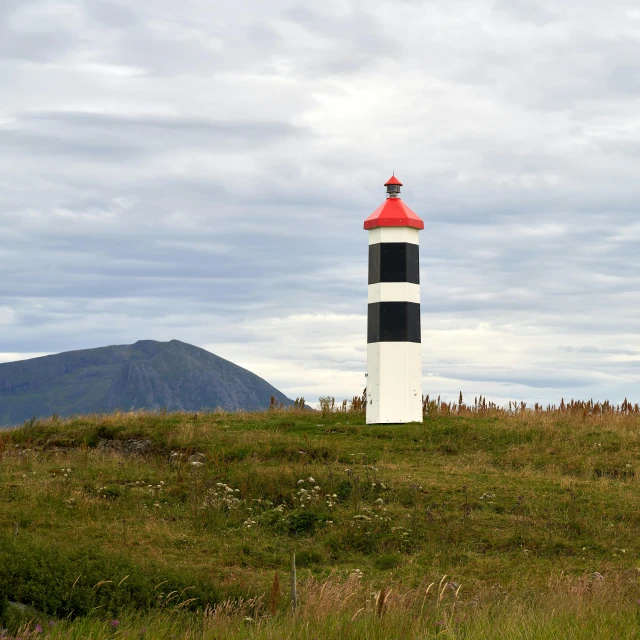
xmin=386 ymin=184 xmax=400 ymax=196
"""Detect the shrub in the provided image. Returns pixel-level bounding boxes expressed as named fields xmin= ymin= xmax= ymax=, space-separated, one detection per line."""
xmin=374 ymin=554 xmax=400 ymax=570
xmin=0 ymin=537 xmax=225 ymax=619
xmin=295 ymin=550 xmax=323 ymax=567
xmin=0 ymin=580 xmax=8 ymax=623
xmin=335 ymin=480 xmax=352 ymax=501
xmin=96 ymin=425 xmax=118 ymax=440
xmin=86 ymin=424 xmax=119 ymax=446
xmin=102 ymin=485 xmax=121 ymax=500
xmin=287 ymin=512 xmax=320 ymax=535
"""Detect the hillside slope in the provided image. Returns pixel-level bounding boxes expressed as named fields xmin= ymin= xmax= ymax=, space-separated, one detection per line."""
xmin=1 ymin=407 xmax=640 ymax=637
xmin=0 ymin=339 xmax=293 ymax=426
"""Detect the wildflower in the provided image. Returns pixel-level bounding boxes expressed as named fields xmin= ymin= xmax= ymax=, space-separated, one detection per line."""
xmin=34 ymin=623 xmax=43 ymax=633
xmin=371 ymin=482 xmax=376 ymax=487
xmin=111 ymin=619 xmax=120 ymax=629
xmin=375 ymin=498 xmax=384 ymax=505
xmin=297 ymin=479 xmax=305 ymax=484
xmin=308 ymin=477 xmax=315 ymax=483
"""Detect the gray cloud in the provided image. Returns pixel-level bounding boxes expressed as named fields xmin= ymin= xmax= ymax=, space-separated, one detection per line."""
xmin=0 ymin=1 xmax=78 ymax=62
xmin=85 ymin=1 xmax=139 ymax=28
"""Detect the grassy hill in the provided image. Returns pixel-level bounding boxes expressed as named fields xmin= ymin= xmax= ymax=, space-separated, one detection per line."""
xmin=1 ymin=402 xmax=639 ymax=638
xmin=0 ymin=340 xmax=294 ymax=426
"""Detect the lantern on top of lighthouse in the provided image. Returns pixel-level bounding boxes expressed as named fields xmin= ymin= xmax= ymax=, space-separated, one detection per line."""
xmin=364 ymin=175 xmax=424 ymax=424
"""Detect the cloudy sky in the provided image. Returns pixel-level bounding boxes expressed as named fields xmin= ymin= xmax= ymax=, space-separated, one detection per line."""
xmin=2 ymin=0 xmax=640 ymax=406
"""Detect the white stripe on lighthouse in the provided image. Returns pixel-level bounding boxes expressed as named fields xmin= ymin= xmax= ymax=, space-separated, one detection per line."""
xmin=368 ymin=227 xmax=420 ymax=246
xmin=368 ymin=282 xmax=420 ymax=304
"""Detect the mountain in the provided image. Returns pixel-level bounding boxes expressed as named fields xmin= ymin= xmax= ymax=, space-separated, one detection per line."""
xmin=0 ymin=339 xmax=294 ymax=427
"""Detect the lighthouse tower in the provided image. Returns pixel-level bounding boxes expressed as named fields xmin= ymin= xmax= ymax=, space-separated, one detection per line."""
xmin=364 ymin=176 xmax=424 ymax=424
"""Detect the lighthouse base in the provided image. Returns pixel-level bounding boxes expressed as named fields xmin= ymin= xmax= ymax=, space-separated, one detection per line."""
xmin=366 ymin=342 xmax=422 ymax=424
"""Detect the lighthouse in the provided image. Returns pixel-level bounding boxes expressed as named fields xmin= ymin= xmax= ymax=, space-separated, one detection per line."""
xmin=364 ymin=176 xmax=424 ymax=424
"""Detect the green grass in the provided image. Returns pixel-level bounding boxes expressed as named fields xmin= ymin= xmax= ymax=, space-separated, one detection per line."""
xmin=1 ymin=405 xmax=640 ymax=638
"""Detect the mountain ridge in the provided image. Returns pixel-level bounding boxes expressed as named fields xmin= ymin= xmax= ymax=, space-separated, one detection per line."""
xmin=0 ymin=339 xmax=294 ymax=426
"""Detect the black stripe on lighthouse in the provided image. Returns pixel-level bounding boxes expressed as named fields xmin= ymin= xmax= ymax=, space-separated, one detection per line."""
xmin=368 ymin=243 xmax=419 ymax=285
xmin=368 ymin=301 xmax=421 ymax=343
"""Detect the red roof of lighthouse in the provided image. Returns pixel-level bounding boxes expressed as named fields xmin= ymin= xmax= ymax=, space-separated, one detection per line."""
xmin=364 ymin=176 xmax=424 ymax=230
xmin=384 ymin=175 xmax=403 ymax=186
